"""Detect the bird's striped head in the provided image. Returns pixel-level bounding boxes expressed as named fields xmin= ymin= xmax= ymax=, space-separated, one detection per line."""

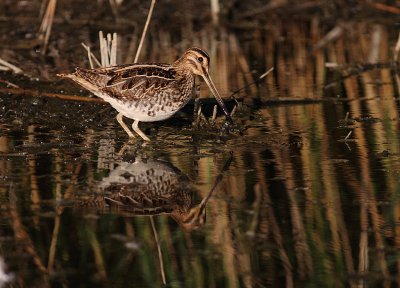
xmin=176 ymin=47 xmax=211 ymax=76
xmin=175 ymin=47 xmax=232 ymax=123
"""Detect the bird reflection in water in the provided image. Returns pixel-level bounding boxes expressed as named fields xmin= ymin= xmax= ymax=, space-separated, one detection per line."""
xmin=77 ymin=154 xmax=232 ymax=230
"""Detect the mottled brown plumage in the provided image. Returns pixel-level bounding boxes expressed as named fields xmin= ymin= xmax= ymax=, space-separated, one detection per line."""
xmin=61 ymin=47 xmax=232 ymax=141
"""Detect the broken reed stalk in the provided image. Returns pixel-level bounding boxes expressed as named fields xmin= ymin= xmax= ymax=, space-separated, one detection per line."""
xmin=109 ymin=33 xmax=117 ymax=66
xmin=87 ymin=45 xmax=94 ymax=69
xmin=313 ymin=24 xmax=345 ymax=51
xmin=134 ymin=0 xmax=156 ymax=63
xmin=81 ymin=43 xmax=102 ymax=69
xmin=99 ymin=31 xmax=106 ymax=66
xmin=345 ymin=130 xmax=352 ymax=140
xmin=38 ymin=0 xmax=57 ymax=55
xmin=99 ymin=31 xmax=118 ymax=67
xmin=212 ymin=105 xmax=217 ymax=123
xmin=0 ymin=58 xmax=23 ymax=74
xmin=230 ymin=105 xmax=237 ymax=116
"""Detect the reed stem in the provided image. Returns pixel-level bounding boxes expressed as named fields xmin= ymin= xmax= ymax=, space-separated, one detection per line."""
xmin=134 ymin=0 xmax=156 ymax=63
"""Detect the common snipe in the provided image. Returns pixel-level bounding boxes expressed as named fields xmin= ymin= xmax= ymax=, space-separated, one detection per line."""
xmin=61 ymin=47 xmax=232 ymax=141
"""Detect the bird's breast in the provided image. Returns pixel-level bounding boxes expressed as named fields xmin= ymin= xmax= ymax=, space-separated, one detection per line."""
xmin=106 ymin=74 xmax=195 ymax=122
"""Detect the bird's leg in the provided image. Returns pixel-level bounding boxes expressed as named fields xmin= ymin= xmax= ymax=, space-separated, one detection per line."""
xmin=116 ymin=113 xmax=135 ymax=138
xmin=192 ymin=99 xmax=201 ymax=128
xmin=132 ymin=120 xmax=150 ymax=142
xmin=192 ymin=84 xmax=201 ymax=127
xmin=193 ymin=83 xmax=200 ymax=116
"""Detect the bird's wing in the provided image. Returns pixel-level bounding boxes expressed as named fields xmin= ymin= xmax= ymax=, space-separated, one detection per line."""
xmin=100 ymin=64 xmax=178 ymax=100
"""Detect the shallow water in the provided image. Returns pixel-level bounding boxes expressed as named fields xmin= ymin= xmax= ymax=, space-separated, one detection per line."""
xmin=2 ymin=91 xmax=400 ymax=287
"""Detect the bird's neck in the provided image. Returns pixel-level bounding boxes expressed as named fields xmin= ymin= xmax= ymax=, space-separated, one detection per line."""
xmin=172 ymin=59 xmax=194 ymax=76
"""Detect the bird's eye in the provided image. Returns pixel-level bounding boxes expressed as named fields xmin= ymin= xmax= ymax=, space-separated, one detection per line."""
xmin=197 ymin=57 xmax=203 ymax=63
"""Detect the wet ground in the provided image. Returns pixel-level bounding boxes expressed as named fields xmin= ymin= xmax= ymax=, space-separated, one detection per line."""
xmin=1 ymin=1 xmax=400 ymax=287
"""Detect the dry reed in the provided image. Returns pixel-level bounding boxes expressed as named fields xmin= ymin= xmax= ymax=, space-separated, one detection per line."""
xmin=0 ymin=58 xmax=22 ymax=74
xmin=134 ymin=0 xmax=157 ymax=62
xmin=99 ymin=31 xmax=118 ymax=67
xmin=37 ymin=0 xmax=57 ymax=54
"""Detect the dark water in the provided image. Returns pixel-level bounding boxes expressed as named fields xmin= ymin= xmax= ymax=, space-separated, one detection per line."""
xmin=1 ymin=1 xmax=400 ymax=287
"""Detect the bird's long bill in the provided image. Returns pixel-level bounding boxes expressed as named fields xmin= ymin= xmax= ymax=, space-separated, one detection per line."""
xmin=202 ymin=72 xmax=233 ymax=123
